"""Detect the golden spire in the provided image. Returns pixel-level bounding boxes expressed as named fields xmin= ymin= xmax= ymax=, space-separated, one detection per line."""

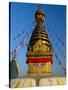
xmin=27 ymin=5 xmax=52 ymax=53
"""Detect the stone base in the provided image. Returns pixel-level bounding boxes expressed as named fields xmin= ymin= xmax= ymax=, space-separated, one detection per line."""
xmin=10 ymin=77 xmax=66 ymax=88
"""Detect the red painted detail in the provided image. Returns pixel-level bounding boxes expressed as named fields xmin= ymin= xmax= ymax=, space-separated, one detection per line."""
xmin=26 ymin=57 xmax=52 ymax=64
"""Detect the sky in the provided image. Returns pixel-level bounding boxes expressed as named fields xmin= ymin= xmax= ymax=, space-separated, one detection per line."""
xmin=10 ymin=2 xmax=66 ymax=76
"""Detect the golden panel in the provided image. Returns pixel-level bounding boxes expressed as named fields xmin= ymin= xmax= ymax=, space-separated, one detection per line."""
xmin=28 ymin=62 xmax=52 ymax=74
xmin=33 ymin=40 xmax=50 ymax=52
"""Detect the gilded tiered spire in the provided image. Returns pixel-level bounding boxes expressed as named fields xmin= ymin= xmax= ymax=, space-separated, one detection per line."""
xmin=26 ymin=6 xmax=53 ymax=74
xmin=27 ymin=6 xmax=52 ymax=54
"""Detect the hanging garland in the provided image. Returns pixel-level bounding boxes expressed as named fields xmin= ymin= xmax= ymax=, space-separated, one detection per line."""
xmin=13 ymin=21 xmax=35 ymax=41
xmin=55 ymin=53 xmax=66 ymax=75
xmin=45 ymin=22 xmax=65 ymax=47
xmin=46 ymin=25 xmax=66 ymax=59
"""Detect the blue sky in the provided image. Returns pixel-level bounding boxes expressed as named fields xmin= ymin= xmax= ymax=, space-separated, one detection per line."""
xmin=10 ymin=2 xmax=66 ymax=76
